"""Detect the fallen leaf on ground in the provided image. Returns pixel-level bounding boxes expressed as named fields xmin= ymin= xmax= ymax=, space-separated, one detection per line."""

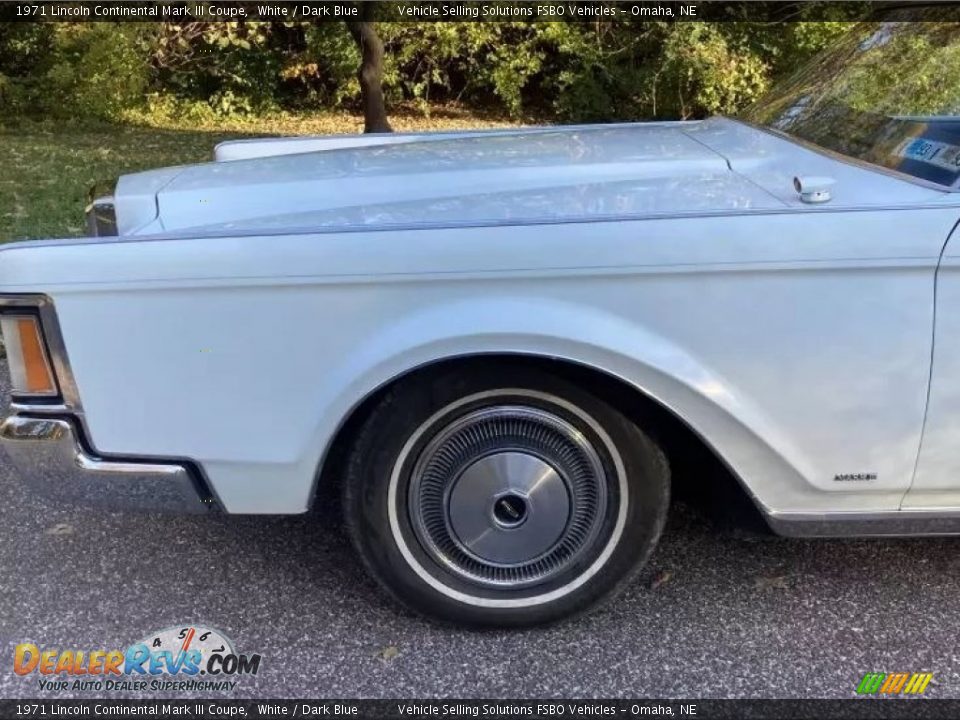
xmin=754 ymin=575 xmax=790 ymax=590
xmin=45 ymin=523 xmax=74 ymax=536
xmin=377 ymin=645 xmax=400 ymax=662
xmin=650 ymin=570 xmax=673 ymax=590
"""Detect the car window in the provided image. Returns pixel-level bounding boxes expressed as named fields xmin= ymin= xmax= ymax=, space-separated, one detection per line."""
xmin=741 ymin=9 xmax=960 ymax=188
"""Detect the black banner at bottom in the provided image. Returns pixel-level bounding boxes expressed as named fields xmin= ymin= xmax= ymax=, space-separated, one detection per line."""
xmin=3 ymin=700 xmax=960 ymax=720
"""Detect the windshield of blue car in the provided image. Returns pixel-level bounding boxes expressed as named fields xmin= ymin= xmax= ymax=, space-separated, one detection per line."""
xmin=741 ymin=9 xmax=960 ymax=188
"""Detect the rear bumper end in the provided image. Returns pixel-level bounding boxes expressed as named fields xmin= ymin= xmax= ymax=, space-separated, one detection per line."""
xmin=0 ymin=415 xmax=214 ymax=513
xmin=85 ymin=196 xmax=117 ymax=237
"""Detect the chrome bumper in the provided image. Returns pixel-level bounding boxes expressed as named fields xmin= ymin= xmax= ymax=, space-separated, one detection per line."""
xmin=0 ymin=415 xmax=213 ymax=513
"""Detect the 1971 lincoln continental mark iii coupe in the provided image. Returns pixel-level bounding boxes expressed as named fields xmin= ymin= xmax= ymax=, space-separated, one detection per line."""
xmin=4 ymin=12 xmax=960 ymax=625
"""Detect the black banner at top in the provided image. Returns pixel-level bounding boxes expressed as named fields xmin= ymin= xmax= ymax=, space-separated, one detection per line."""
xmin=0 ymin=0 xmax=911 ymax=24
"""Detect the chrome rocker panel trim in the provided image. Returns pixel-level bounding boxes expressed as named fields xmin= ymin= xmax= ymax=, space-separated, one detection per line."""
xmin=0 ymin=415 xmax=213 ymax=514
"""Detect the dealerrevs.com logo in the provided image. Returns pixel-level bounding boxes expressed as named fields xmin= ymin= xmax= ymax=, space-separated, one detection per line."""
xmin=14 ymin=625 xmax=262 ymax=693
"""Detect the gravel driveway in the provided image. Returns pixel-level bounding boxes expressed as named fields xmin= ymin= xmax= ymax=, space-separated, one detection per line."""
xmin=1 ymin=358 xmax=958 ymax=700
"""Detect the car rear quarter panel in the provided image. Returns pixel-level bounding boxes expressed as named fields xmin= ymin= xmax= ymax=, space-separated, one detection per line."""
xmin=0 ymin=208 xmax=955 ymax=514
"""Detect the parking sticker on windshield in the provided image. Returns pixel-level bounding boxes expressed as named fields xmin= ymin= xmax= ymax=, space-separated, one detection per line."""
xmin=896 ymin=137 xmax=960 ymax=172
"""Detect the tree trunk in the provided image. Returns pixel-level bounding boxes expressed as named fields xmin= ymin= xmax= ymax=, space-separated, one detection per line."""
xmin=346 ymin=7 xmax=392 ymax=133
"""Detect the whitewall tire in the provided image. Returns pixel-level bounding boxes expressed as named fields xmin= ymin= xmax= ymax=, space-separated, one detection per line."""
xmin=342 ymin=361 xmax=670 ymax=626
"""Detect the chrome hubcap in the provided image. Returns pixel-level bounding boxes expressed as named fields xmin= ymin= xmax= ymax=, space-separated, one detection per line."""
xmin=449 ymin=452 xmax=571 ymax=565
xmin=408 ymin=404 xmax=610 ymax=589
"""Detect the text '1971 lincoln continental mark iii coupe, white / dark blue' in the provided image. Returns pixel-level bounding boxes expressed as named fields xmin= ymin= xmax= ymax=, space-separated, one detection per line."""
xmin=4 ymin=10 xmax=960 ymax=625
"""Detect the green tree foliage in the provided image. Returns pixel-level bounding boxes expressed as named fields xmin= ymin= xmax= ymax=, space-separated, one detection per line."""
xmin=0 ymin=18 xmax=856 ymax=123
xmin=0 ymin=24 xmax=150 ymax=119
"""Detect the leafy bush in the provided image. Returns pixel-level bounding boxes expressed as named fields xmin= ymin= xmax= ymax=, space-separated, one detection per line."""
xmin=375 ymin=20 xmax=853 ymax=122
xmin=151 ymin=22 xmax=283 ymax=115
xmin=655 ymin=23 xmax=770 ymax=118
xmin=47 ymin=25 xmax=150 ymax=119
xmin=0 ymin=18 xmax=859 ymax=124
xmin=0 ymin=24 xmax=150 ymax=120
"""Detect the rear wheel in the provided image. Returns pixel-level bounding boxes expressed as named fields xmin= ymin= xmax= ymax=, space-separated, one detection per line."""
xmin=342 ymin=363 xmax=670 ymax=626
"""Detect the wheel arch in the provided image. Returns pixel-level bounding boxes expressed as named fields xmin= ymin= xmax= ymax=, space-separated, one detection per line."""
xmin=311 ymin=352 xmax=772 ymax=527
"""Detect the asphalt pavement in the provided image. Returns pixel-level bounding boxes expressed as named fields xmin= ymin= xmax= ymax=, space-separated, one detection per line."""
xmin=2 ymin=358 xmax=960 ymax=700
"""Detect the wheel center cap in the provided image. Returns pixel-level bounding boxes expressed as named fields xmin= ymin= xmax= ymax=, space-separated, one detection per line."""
xmin=493 ymin=493 xmax=528 ymax=528
xmin=447 ymin=451 xmax=571 ymax=565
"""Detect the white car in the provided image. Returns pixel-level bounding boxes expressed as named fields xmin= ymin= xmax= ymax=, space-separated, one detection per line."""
xmin=3 ymin=13 xmax=960 ymax=625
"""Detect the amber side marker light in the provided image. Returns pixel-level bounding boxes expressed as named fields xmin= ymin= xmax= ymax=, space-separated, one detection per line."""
xmin=0 ymin=315 xmax=57 ymax=396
